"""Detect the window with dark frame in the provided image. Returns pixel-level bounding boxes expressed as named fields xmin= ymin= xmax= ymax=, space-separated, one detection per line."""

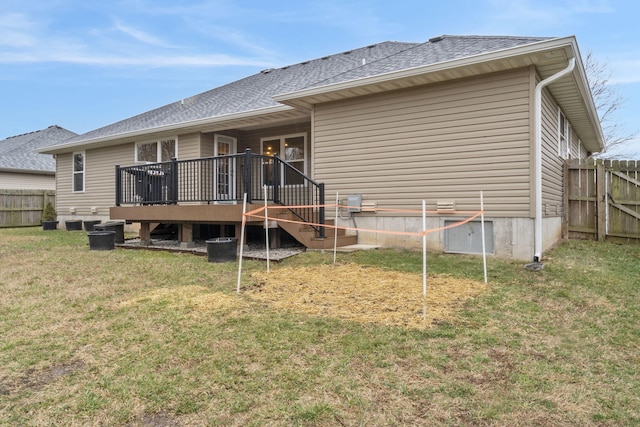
xmin=260 ymin=133 xmax=307 ymax=186
xmin=73 ymin=152 xmax=84 ymax=192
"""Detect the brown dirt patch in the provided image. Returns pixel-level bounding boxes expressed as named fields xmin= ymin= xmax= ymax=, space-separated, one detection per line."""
xmin=247 ymin=264 xmax=487 ymax=329
xmin=3 ymin=359 xmax=85 ymax=394
xmin=138 ymin=412 xmax=179 ymax=427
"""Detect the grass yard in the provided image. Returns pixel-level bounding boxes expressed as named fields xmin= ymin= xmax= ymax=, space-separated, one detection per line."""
xmin=0 ymin=227 xmax=639 ymax=426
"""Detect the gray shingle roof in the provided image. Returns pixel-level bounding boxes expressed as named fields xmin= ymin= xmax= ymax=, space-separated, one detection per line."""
xmin=0 ymin=125 xmax=77 ymax=172
xmin=63 ymin=42 xmax=418 ymax=145
xmin=61 ymin=35 xmax=553 ymax=146
xmin=303 ymin=35 xmax=552 ymax=88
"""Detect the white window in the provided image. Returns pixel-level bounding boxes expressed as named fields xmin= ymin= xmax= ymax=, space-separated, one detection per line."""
xmin=72 ymin=152 xmax=85 ymax=192
xmin=214 ymin=134 xmax=238 ymax=200
xmin=558 ymin=110 xmax=571 ymax=159
xmin=260 ymin=133 xmax=307 ymax=185
xmin=577 ymin=139 xmax=583 ymax=160
xmin=567 ymin=124 xmax=573 ymax=159
xmin=135 ymin=138 xmax=177 ymax=163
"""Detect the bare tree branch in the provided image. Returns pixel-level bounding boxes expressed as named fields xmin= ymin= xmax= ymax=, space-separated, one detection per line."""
xmin=583 ymin=50 xmax=635 ymax=152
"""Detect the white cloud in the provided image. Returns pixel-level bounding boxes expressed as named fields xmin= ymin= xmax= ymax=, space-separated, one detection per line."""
xmin=600 ymin=136 xmax=640 ymax=159
xmin=0 ymin=8 xmax=274 ymax=69
xmin=609 ymin=59 xmax=640 ymax=84
xmin=112 ymin=20 xmax=181 ymax=49
xmin=0 ymin=47 xmax=272 ymax=67
xmin=570 ymin=0 xmax=614 ymax=14
xmin=0 ymin=13 xmax=37 ymax=47
xmin=481 ymin=0 xmax=614 ymax=34
xmin=196 ymin=25 xmax=278 ymax=58
xmin=110 ymin=0 xmax=280 ymax=57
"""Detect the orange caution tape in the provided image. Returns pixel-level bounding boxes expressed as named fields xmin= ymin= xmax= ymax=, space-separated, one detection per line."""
xmin=247 ymin=204 xmax=480 ymax=215
xmin=243 ymin=204 xmax=484 ymax=237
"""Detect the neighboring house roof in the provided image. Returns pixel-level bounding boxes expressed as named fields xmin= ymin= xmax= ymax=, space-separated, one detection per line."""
xmin=41 ymin=35 xmax=604 ymax=154
xmin=0 ymin=125 xmax=77 ymax=173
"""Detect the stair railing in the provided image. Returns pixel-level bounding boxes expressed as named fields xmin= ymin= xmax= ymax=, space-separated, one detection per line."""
xmin=115 ymin=149 xmax=326 ymax=238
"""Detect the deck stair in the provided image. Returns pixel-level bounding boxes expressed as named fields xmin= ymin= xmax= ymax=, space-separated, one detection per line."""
xmin=272 ymin=210 xmax=357 ymax=249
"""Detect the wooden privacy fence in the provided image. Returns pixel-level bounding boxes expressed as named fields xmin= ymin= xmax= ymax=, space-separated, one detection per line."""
xmin=0 ymin=189 xmax=55 ymax=228
xmin=565 ymin=159 xmax=640 ymax=243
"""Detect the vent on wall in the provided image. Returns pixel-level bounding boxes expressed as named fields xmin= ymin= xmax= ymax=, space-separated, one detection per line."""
xmin=436 ymin=200 xmax=456 ymax=214
xmin=361 ymin=201 xmax=378 ymax=213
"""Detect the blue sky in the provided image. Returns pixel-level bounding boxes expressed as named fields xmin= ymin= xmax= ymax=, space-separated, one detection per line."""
xmin=1 ymin=0 xmax=639 ymax=156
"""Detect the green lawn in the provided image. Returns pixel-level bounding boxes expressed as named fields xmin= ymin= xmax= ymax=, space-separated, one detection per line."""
xmin=0 ymin=227 xmax=639 ymax=426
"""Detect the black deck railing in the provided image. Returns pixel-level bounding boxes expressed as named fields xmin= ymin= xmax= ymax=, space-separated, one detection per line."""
xmin=115 ymin=149 xmax=325 ymax=237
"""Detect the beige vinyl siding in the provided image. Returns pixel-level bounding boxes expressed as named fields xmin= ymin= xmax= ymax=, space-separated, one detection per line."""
xmin=56 ymin=143 xmax=134 ymax=216
xmin=56 ymin=152 xmax=73 ymax=211
xmin=540 ymin=88 xmax=566 ymax=218
xmin=313 ymin=68 xmax=532 ymax=217
xmin=578 ymin=142 xmax=588 ymax=159
xmin=175 ymin=133 xmax=203 ymax=204
xmin=570 ymin=133 xmax=587 ymax=159
xmin=0 ymin=172 xmax=54 ymax=190
xmin=177 ymin=132 xmax=201 ymax=159
xmin=201 ymin=133 xmax=215 ymax=157
xmin=56 ymin=132 xmax=205 ymax=215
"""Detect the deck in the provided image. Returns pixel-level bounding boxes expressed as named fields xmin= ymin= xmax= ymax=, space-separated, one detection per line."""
xmin=110 ymin=203 xmax=356 ymax=250
xmin=111 ymin=151 xmax=356 ymax=249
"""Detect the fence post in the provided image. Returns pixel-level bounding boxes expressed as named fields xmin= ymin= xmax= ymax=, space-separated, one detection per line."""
xmin=244 ymin=148 xmax=252 ymax=204
xmin=115 ymin=165 xmax=121 ymax=206
xmin=596 ymin=159 xmax=606 ymax=241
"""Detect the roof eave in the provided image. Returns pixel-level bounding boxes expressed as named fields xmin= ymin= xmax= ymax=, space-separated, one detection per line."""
xmin=274 ymin=36 xmax=604 ymax=152
xmin=274 ymin=37 xmax=572 ymax=103
xmin=566 ymin=41 xmax=605 ymax=153
xmin=0 ymin=167 xmax=55 ymax=175
xmin=40 ymin=104 xmax=296 ymax=154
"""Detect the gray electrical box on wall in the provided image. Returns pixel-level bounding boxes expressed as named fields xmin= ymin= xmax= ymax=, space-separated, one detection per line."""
xmin=347 ymin=194 xmax=362 ymax=213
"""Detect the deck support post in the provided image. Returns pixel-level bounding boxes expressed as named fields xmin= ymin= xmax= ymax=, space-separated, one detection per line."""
xmin=179 ymin=223 xmax=195 ymax=248
xmin=139 ymin=222 xmax=151 ymax=246
xmin=235 ymin=223 xmax=245 ymax=246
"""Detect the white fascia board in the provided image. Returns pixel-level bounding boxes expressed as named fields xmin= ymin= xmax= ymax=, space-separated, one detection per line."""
xmin=567 ymin=41 xmax=605 ymax=151
xmin=274 ymin=37 xmax=578 ymax=103
xmin=0 ymin=167 xmax=55 ymax=175
xmin=39 ymin=104 xmax=295 ymax=154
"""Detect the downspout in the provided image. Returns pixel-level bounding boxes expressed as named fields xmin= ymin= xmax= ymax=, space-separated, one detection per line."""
xmin=533 ymin=57 xmax=575 ymax=262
